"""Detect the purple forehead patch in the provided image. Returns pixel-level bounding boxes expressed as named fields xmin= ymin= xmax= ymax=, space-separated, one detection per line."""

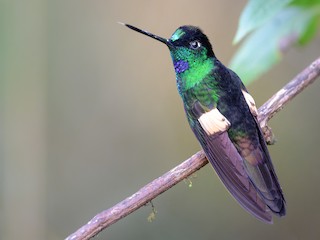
xmin=174 ymin=60 xmax=189 ymax=74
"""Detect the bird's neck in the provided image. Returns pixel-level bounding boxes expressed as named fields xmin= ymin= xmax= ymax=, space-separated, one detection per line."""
xmin=174 ymin=57 xmax=215 ymax=95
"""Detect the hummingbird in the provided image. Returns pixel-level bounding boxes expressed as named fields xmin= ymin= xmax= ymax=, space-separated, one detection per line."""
xmin=122 ymin=23 xmax=286 ymax=223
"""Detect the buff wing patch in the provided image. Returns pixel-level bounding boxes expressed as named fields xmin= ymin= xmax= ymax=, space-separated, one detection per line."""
xmin=242 ymin=90 xmax=258 ymax=117
xmin=198 ymin=108 xmax=231 ymax=135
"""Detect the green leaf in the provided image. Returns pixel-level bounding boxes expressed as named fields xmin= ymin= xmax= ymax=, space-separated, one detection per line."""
xmin=230 ymin=7 xmax=319 ymax=85
xmin=291 ymin=0 xmax=320 ymax=7
xmin=298 ymin=16 xmax=319 ymax=45
xmin=233 ymin=0 xmax=292 ymax=44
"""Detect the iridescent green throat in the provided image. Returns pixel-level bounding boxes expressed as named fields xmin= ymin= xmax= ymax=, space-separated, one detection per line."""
xmin=172 ymin=48 xmax=214 ymax=91
xmin=181 ymin=58 xmax=214 ymax=90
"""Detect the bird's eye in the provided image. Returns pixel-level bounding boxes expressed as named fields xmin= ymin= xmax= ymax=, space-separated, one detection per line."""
xmin=190 ymin=40 xmax=201 ymax=49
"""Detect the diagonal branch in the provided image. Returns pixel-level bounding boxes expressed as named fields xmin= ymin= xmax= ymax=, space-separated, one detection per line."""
xmin=66 ymin=57 xmax=320 ymax=240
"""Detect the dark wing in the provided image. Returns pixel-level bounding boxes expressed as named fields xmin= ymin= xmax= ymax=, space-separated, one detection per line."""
xmin=239 ymin=116 xmax=286 ymax=216
xmin=228 ymin=69 xmax=286 ymax=216
xmin=187 ymin=108 xmax=273 ymax=223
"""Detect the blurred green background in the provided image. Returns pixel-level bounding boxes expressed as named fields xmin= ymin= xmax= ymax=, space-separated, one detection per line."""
xmin=1 ymin=0 xmax=320 ymax=239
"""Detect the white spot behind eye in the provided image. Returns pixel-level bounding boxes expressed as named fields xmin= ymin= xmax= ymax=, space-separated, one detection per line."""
xmin=190 ymin=40 xmax=201 ymax=49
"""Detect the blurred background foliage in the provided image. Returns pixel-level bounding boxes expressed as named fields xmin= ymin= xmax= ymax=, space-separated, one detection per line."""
xmin=1 ymin=0 xmax=320 ymax=240
xmin=230 ymin=0 xmax=320 ymax=83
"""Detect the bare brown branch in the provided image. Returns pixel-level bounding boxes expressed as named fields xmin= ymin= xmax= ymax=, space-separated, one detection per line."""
xmin=66 ymin=57 xmax=320 ymax=240
xmin=258 ymin=57 xmax=320 ymax=127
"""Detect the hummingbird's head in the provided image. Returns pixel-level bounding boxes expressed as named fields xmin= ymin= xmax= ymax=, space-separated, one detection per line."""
xmin=167 ymin=26 xmax=215 ymax=75
xmin=168 ymin=26 xmax=215 ymax=58
xmin=122 ymin=23 xmax=216 ymax=89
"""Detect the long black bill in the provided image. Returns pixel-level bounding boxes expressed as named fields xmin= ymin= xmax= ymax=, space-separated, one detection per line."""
xmin=120 ymin=22 xmax=169 ymax=45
